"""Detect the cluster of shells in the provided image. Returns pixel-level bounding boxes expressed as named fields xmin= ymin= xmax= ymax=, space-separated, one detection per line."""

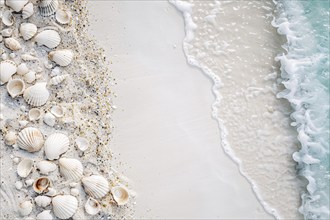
xmin=1 ymin=0 xmax=129 ymax=219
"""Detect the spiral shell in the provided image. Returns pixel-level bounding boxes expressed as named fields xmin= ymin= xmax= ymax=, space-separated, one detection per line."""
xmin=84 ymin=197 xmax=101 ymax=215
xmin=4 ymin=38 xmax=21 ymax=51
xmin=59 ymin=158 xmax=83 ymax=181
xmin=6 ymin=0 xmax=28 ymax=12
xmin=39 ymin=0 xmax=59 ymax=17
xmin=33 ymin=176 xmax=51 ymax=194
xmin=55 ymin=9 xmax=72 ymax=25
xmin=82 ymin=175 xmax=109 ymax=199
xmin=35 ymin=30 xmax=61 ymax=49
xmin=37 ymin=161 xmax=57 ymax=175
xmin=111 ymin=186 xmax=130 ymax=205
xmin=22 ymin=3 xmax=34 ymax=19
xmin=17 ymin=127 xmax=44 ymax=152
xmin=17 ymin=158 xmax=34 ymax=178
xmin=23 ymin=82 xmax=50 ymax=106
xmin=0 ymin=60 xmax=17 ymax=85
xmin=44 ymin=133 xmax=70 ymax=160
xmin=52 ymin=195 xmax=78 ymax=219
xmin=7 ymin=79 xmax=25 ymax=98
xmin=2 ymin=10 xmax=15 ymax=26
xmin=20 ymin=23 xmax=38 ymax=41
xmin=49 ymin=74 xmax=68 ymax=86
xmin=48 ymin=49 xmax=74 ymax=67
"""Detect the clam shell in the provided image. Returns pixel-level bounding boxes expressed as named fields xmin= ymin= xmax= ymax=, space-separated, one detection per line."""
xmin=43 ymin=112 xmax=56 ymax=127
xmin=111 ymin=186 xmax=130 ymax=205
xmin=37 ymin=161 xmax=57 ymax=175
xmin=17 ymin=63 xmax=29 ymax=75
xmin=17 ymin=158 xmax=34 ymax=178
xmin=36 ymin=210 xmax=53 ymax=220
xmin=17 ymin=127 xmax=44 ymax=152
xmin=39 ymin=0 xmax=59 ymax=17
xmin=35 ymin=30 xmax=61 ymax=49
xmin=55 ymin=9 xmax=71 ymax=25
xmin=50 ymin=105 xmax=64 ymax=117
xmin=44 ymin=133 xmax=70 ymax=160
xmin=49 ymin=74 xmax=68 ymax=86
xmin=2 ymin=10 xmax=15 ymax=26
xmin=20 ymin=23 xmax=38 ymax=41
xmin=52 ymin=195 xmax=78 ymax=219
xmin=6 ymin=0 xmax=28 ymax=12
xmin=33 ymin=176 xmax=51 ymax=194
xmin=23 ymin=82 xmax=50 ymax=106
xmin=19 ymin=200 xmax=33 ymax=217
xmin=35 ymin=196 xmax=52 ymax=207
xmin=75 ymin=137 xmax=89 ymax=152
xmin=29 ymin=108 xmax=42 ymax=121
xmin=22 ymin=3 xmax=34 ymax=19
xmin=4 ymin=37 xmax=21 ymax=51
xmin=84 ymin=197 xmax=101 ymax=216
xmin=59 ymin=158 xmax=83 ymax=181
xmin=0 ymin=60 xmax=17 ymax=85
xmin=1 ymin=28 xmax=14 ymax=37
xmin=24 ymin=70 xmax=36 ymax=83
xmin=48 ymin=49 xmax=74 ymax=67
xmin=7 ymin=78 xmax=25 ymax=98
xmin=4 ymin=130 xmax=17 ymax=145
xmin=82 ymin=175 xmax=109 ymax=199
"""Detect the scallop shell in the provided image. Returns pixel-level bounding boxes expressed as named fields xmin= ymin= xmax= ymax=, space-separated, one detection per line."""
xmin=23 ymin=82 xmax=50 ymax=106
xmin=35 ymin=30 xmax=61 ymax=49
xmin=37 ymin=161 xmax=57 ymax=175
xmin=75 ymin=137 xmax=89 ymax=152
xmin=17 ymin=63 xmax=29 ymax=75
xmin=19 ymin=200 xmax=33 ymax=216
xmin=24 ymin=70 xmax=36 ymax=83
xmin=39 ymin=0 xmax=59 ymax=17
xmin=33 ymin=176 xmax=51 ymax=194
xmin=36 ymin=210 xmax=53 ymax=220
xmin=84 ymin=197 xmax=101 ymax=215
xmin=20 ymin=23 xmax=38 ymax=41
xmin=49 ymin=74 xmax=68 ymax=86
xmin=7 ymin=79 xmax=25 ymax=98
xmin=111 ymin=186 xmax=130 ymax=205
xmin=2 ymin=10 xmax=15 ymax=26
xmin=82 ymin=175 xmax=109 ymax=199
xmin=17 ymin=127 xmax=44 ymax=152
xmin=44 ymin=133 xmax=70 ymax=160
xmin=52 ymin=195 xmax=78 ymax=219
xmin=55 ymin=9 xmax=71 ymax=25
xmin=22 ymin=3 xmax=34 ymax=19
xmin=4 ymin=130 xmax=17 ymax=145
xmin=4 ymin=37 xmax=21 ymax=51
xmin=48 ymin=49 xmax=74 ymax=67
xmin=6 ymin=0 xmax=28 ymax=12
xmin=29 ymin=108 xmax=42 ymax=121
xmin=50 ymin=105 xmax=64 ymax=117
xmin=0 ymin=60 xmax=17 ymax=85
xmin=35 ymin=196 xmax=52 ymax=207
xmin=17 ymin=158 xmax=34 ymax=178
xmin=43 ymin=112 xmax=56 ymax=127
xmin=59 ymin=158 xmax=83 ymax=181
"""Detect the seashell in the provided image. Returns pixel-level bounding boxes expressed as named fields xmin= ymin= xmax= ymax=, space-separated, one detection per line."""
xmin=84 ymin=197 xmax=101 ymax=215
xmin=23 ymin=82 xmax=50 ymax=107
xmin=52 ymin=195 xmax=78 ymax=219
xmin=33 ymin=176 xmax=51 ymax=194
xmin=29 ymin=108 xmax=42 ymax=121
xmin=45 ymin=187 xmax=57 ymax=197
xmin=50 ymin=105 xmax=64 ymax=117
xmin=49 ymin=74 xmax=68 ymax=86
xmin=35 ymin=30 xmax=61 ymax=49
xmin=4 ymin=38 xmax=21 ymax=51
xmin=6 ymin=0 xmax=28 ymax=12
xmin=7 ymin=79 xmax=25 ymax=98
xmin=22 ymin=3 xmax=34 ymax=19
xmin=15 ymin=181 xmax=23 ymax=190
xmin=70 ymin=188 xmax=79 ymax=197
xmin=21 ymin=53 xmax=38 ymax=61
xmin=36 ymin=210 xmax=53 ymax=220
xmin=19 ymin=200 xmax=33 ymax=216
xmin=17 ymin=127 xmax=44 ymax=152
xmin=20 ymin=23 xmax=38 ymax=41
xmin=44 ymin=133 xmax=70 ymax=160
xmin=1 ymin=28 xmax=14 ymax=37
xmin=17 ymin=63 xmax=29 ymax=75
xmin=82 ymin=175 xmax=109 ymax=199
xmin=4 ymin=130 xmax=16 ymax=145
xmin=43 ymin=112 xmax=56 ymax=127
xmin=0 ymin=60 xmax=17 ymax=85
xmin=37 ymin=161 xmax=57 ymax=175
xmin=75 ymin=137 xmax=89 ymax=152
xmin=35 ymin=196 xmax=52 ymax=207
xmin=24 ymin=70 xmax=36 ymax=83
xmin=55 ymin=9 xmax=72 ymax=25
xmin=19 ymin=120 xmax=29 ymax=128
xmin=48 ymin=49 xmax=74 ymax=67
xmin=39 ymin=0 xmax=59 ymax=17
xmin=17 ymin=158 xmax=34 ymax=178
xmin=2 ymin=10 xmax=15 ymax=26
xmin=50 ymin=66 xmax=61 ymax=76
xmin=25 ymin=179 xmax=34 ymax=186
xmin=59 ymin=158 xmax=83 ymax=181
xmin=111 ymin=186 xmax=130 ymax=205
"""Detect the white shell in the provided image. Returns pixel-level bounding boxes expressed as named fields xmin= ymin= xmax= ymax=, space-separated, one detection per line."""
xmin=20 ymin=23 xmax=38 ymax=41
xmin=1 ymin=28 xmax=14 ymax=37
xmin=2 ymin=10 xmax=15 ymax=26
xmin=22 ymin=53 xmax=38 ymax=61
xmin=43 ymin=112 xmax=56 ymax=127
xmin=50 ymin=105 xmax=64 ymax=117
xmin=55 ymin=9 xmax=71 ymax=25
xmin=0 ymin=60 xmax=17 ymax=85
xmin=24 ymin=70 xmax=36 ymax=83
xmin=33 ymin=176 xmax=51 ymax=194
xmin=6 ymin=0 xmax=28 ymax=12
xmin=17 ymin=63 xmax=29 ymax=75
xmin=35 ymin=30 xmax=61 ymax=49
xmin=19 ymin=200 xmax=33 ymax=216
xmin=25 ymin=179 xmax=34 ymax=186
xmin=15 ymin=181 xmax=23 ymax=190
xmin=29 ymin=108 xmax=42 ymax=121
xmin=7 ymin=78 xmax=25 ymax=98
xmin=111 ymin=186 xmax=130 ymax=205
xmin=84 ymin=197 xmax=101 ymax=216
xmin=44 ymin=133 xmax=70 ymax=160
xmin=37 ymin=161 xmax=57 ymax=175
xmin=49 ymin=74 xmax=68 ymax=86
xmin=52 ymin=195 xmax=78 ymax=219
xmin=4 ymin=130 xmax=17 ymax=145
xmin=82 ymin=175 xmax=109 ymax=199
xmin=36 ymin=210 xmax=53 ymax=220
xmin=4 ymin=37 xmax=21 ymax=51
xmin=39 ymin=0 xmax=59 ymax=17
xmin=17 ymin=158 xmax=34 ymax=178
xmin=22 ymin=3 xmax=34 ymax=19
xmin=49 ymin=49 xmax=74 ymax=67
xmin=35 ymin=196 xmax=52 ymax=207
xmin=17 ymin=127 xmax=44 ymax=152
xmin=70 ymin=188 xmax=79 ymax=197
xmin=45 ymin=187 xmax=57 ymax=197
xmin=75 ymin=137 xmax=89 ymax=152
xmin=23 ymin=82 xmax=50 ymax=106
xmin=59 ymin=158 xmax=83 ymax=181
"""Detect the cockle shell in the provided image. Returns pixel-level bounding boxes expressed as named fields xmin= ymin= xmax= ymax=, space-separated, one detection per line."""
xmin=48 ymin=49 xmax=74 ymax=67
xmin=29 ymin=108 xmax=42 ymax=121
xmin=17 ymin=63 xmax=29 ymax=75
xmin=75 ymin=137 xmax=89 ymax=152
xmin=4 ymin=38 xmax=21 ymax=51
xmin=39 ymin=0 xmax=59 ymax=17
xmin=20 ymin=23 xmax=38 ymax=41
xmin=52 ymin=195 xmax=78 ymax=219
xmin=49 ymin=74 xmax=68 ymax=86
xmin=5 ymin=130 xmax=17 ymax=145
xmin=17 ymin=158 xmax=34 ymax=178
xmin=37 ymin=161 xmax=57 ymax=175
xmin=82 ymin=175 xmax=109 ymax=199
xmin=36 ymin=210 xmax=53 ymax=220
xmin=23 ymin=82 xmax=50 ymax=106
xmin=35 ymin=196 xmax=52 ymax=207
xmin=84 ymin=197 xmax=101 ymax=215
xmin=2 ymin=10 xmax=15 ymax=26
xmin=55 ymin=9 xmax=71 ymax=25
xmin=19 ymin=200 xmax=33 ymax=216
xmin=111 ymin=186 xmax=130 ymax=205
xmin=6 ymin=0 xmax=28 ymax=12
xmin=44 ymin=133 xmax=70 ymax=160
xmin=50 ymin=105 xmax=64 ymax=117
xmin=43 ymin=112 xmax=56 ymax=127
xmin=0 ymin=60 xmax=17 ymax=85
xmin=35 ymin=30 xmax=61 ymax=49
xmin=59 ymin=158 xmax=83 ymax=181
xmin=17 ymin=127 xmax=44 ymax=152
xmin=7 ymin=79 xmax=25 ymax=98
xmin=33 ymin=176 xmax=51 ymax=194
xmin=24 ymin=70 xmax=36 ymax=83
xmin=22 ymin=3 xmax=34 ymax=19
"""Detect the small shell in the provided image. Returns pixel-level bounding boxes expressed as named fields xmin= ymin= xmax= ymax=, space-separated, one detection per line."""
xmin=36 ymin=210 xmax=53 ymax=220
xmin=59 ymin=158 xmax=84 ymax=181
xmin=37 ymin=161 xmax=57 ymax=175
xmin=1 ymin=28 xmax=14 ymax=37
xmin=15 ymin=181 xmax=23 ymax=190
xmin=19 ymin=120 xmax=29 ymax=128
xmin=7 ymin=79 xmax=25 ymax=98
xmin=19 ymin=200 xmax=33 ymax=217
xmin=70 ymin=188 xmax=79 ymax=197
xmin=23 ymin=82 xmax=50 ymax=107
xmin=49 ymin=74 xmax=68 ymax=86
xmin=17 ymin=63 xmax=29 ymax=75
xmin=4 ymin=130 xmax=17 ymax=145
xmin=55 ymin=9 xmax=72 ymax=25
xmin=17 ymin=158 xmax=34 ymax=178
xmin=50 ymin=105 xmax=64 ymax=117
xmin=39 ymin=0 xmax=59 ymax=17
xmin=46 ymin=187 xmax=57 ymax=197
xmin=21 ymin=53 xmax=38 ymax=61
xmin=84 ymin=197 xmax=101 ymax=216
xmin=17 ymin=127 xmax=44 ymax=152
xmin=22 ymin=3 xmax=34 ymax=19
xmin=82 ymin=175 xmax=109 ymax=199
xmin=6 ymin=0 xmax=28 ymax=12
xmin=44 ymin=133 xmax=70 ymax=160
xmin=29 ymin=108 xmax=42 ymax=121
xmin=111 ymin=186 xmax=130 ymax=205
xmin=0 ymin=60 xmax=17 ymax=85
xmin=43 ymin=112 xmax=56 ymax=127
xmin=75 ymin=137 xmax=89 ymax=152
xmin=35 ymin=30 xmax=61 ymax=49
xmin=35 ymin=196 xmax=52 ymax=207
xmin=24 ymin=71 xmax=36 ymax=83
xmin=2 ymin=10 xmax=15 ymax=26
xmin=52 ymin=195 xmax=78 ymax=219
xmin=25 ymin=179 xmax=34 ymax=186
xmin=48 ymin=49 xmax=74 ymax=67
xmin=4 ymin=38 xmax=21 ymax=51
xmin=33 ymin=176 xmax=51 ymax=194
xmin=20 ymin=23 xmax=38 ymax=41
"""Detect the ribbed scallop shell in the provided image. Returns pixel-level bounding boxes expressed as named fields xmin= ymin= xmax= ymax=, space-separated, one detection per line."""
xmin=52 ymin=195 xmax=78 ymax=219
xmin=17 ymin=158 xmax=34 ymax=178
xmin=111 ymin=186 xmax=130 ymax=205
xmin=17 ymin=127 xmax=44 ymax=152
xmin=6 ymin=0 xmax=28 ymax=12
xmin=44 ymin=133 xmax=70 ymax=160
xmin=2 ymin=10 xmax=15 ymax=26
xmin=7 ymin=79 xmax=25 ymax=98
xmin=0 ymin=60 xmax=17 ymax=85
xmin=22 ymin=3 xmax=34 ymax=19
xmin=23 ymin=82 xmax=50 ymax=107
xmin=20 ymin=23 xmax=38 ymax=41
xmin=4 ymin=38 xmax=21 ymax=51
xmin=82 ymin=175 xmax=109 ymax=199
xmin=39 ymin=0 xmax=59 ymax=17
xmin=48 ymin=49 xmax=74 ymax=67
xmin=49 ymin=74 xmax=68 ymax=86
xmin=35 ymin=30 xmax=61 ymax=49
xmin=59 ymin=158 xmax=83 ymax=181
